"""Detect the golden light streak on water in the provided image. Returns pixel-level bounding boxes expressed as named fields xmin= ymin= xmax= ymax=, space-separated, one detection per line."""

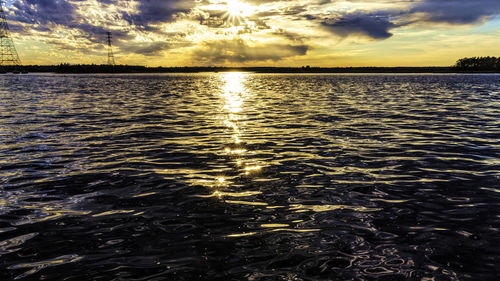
xmin=215 ymin=72 xmax=265 ymax=197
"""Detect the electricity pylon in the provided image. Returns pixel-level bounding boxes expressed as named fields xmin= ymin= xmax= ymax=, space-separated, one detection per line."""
xmin=0 ymin=0 xmax=21 ymax=66
xmin=107 ymin=32 xmax=115 ymax=65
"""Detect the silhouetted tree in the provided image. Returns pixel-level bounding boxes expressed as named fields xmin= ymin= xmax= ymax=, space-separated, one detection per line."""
xmin=455 ymin=56 xmax=500 ymax=71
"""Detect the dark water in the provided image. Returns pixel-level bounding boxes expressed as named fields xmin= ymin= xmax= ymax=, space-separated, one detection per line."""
xmin=1 ymin=73 xmax=499 ymax=280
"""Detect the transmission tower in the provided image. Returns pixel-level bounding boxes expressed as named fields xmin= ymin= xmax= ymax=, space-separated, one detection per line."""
xmin=0 ymin=0 xmax=21 ymax=67
xmin=106 ymin=31 xmax=115 ymax=65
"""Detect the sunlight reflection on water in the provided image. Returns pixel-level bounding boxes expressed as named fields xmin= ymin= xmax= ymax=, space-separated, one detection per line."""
xmin=213 ymin=72 xmax=266 ymax=202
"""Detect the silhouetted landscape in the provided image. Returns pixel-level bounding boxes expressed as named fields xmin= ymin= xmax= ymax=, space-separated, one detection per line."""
xmin=1 ymin=57 xmax=500 ymax=74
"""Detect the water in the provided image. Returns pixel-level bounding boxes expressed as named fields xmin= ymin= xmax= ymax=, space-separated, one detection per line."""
xmin=1 ymin=73 xmax=499 ymax=280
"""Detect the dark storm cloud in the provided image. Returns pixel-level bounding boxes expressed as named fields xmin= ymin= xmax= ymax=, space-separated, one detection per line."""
xmin=320 ymin=13 xmax=396 ymax=39
xmin=10 ymin=0 xmax=76 ymax=25
xmin=121 ymin=0 xmax=196 ymax=27
xmin=6 ymin=0 xmax=193 ymax=53
xmin=194 ymin=38 xmax=309 ymax=64
xmin=307 ymin=0 xmax=500 ymax=40
xmin=8 ymin=0 xmax=129 ymax=40
xmin=8 ymin=0 xmax=192 ymax=28
xmin=411 ymin=0 xmax=500 ymax=24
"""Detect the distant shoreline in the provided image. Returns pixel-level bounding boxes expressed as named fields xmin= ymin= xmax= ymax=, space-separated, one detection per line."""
xmin=1 ymin=65 xmax=500 ymax=74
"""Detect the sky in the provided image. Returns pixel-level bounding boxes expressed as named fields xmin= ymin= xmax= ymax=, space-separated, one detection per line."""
xmin=3 ymin=0 xmax=500 ymax=67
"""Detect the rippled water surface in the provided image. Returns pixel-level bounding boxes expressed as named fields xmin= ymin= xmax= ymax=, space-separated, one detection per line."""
xmin=1 ymin=73 xmax=499 ymax=280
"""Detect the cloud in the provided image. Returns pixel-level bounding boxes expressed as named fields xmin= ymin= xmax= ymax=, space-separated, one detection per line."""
xmin=320 ymin=13 xmax=397 ymax=39
xmin=410 ymin=0 xmax=500 ymax=24
xmin=121 ymin=0 xmax=195 ymax=27
xmin=10 ymin=0 xmax=76 ymax=26
xmin=310 ymin=0 xmax=500 ymax=40
xmin=193 ymin=38 xmax=309 ymax=64
xmin=193 ymin=8 xmax=228 ymax=28
xmin=6 ymin=0 xmax=193 ymax=55
xmin=273 ymin=28 xmax=308 ymax=42
xmin=8 ymin=0 xmax=192 ymax=30
xmin=120 ymin=40 xmax=191 ymax=56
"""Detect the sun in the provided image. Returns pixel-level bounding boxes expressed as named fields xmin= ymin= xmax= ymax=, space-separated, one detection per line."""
xmin=227 ymin=0 xmax=244 ymax=17
xmin=223 ymin=0 xmax=254 ymax=24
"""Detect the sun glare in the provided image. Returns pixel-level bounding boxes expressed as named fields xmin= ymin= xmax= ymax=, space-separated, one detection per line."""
xmin=227 ymin=0 xmax=244 ymax=16
xmin=224 ymin=0 xmax=254 ymax=24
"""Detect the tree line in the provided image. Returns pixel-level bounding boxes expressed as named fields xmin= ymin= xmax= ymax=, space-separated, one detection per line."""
xmin=454 ymin=56 xmax=500 ymax=71
xmin=2 ymin=64 xmax=454 ymax=74
xmin=2 ymin=58 xmax=500 ymax=73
